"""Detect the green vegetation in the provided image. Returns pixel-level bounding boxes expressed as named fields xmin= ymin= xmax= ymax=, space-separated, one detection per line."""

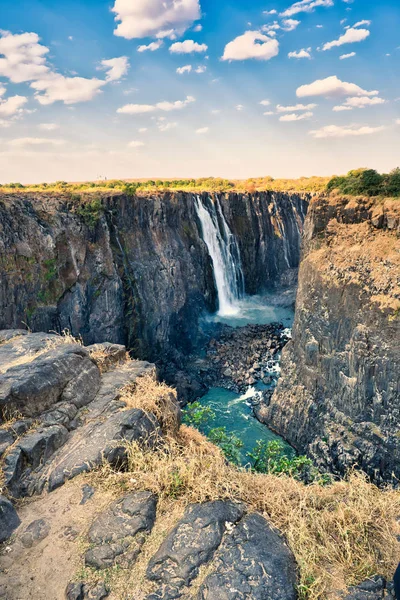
xmin=0 ymin=175 xmax=330 ymax=195
xmin=75 ymin=197 xmax=104 ymax=228
xmin=327 ymin=168 xmax=400 ymax=197
xmin=182 ymin=400 xmax=327 ymax=481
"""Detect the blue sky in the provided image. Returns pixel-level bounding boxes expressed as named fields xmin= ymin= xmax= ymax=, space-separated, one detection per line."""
xmin=0 ymin=0 xmax=399 ymax=183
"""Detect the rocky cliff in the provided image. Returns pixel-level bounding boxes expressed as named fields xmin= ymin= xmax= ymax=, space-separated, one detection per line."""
xmin=0 ymin=191 xmax=308 ymax=363
xmin=264 ymin=195 xmax=400 ymax=485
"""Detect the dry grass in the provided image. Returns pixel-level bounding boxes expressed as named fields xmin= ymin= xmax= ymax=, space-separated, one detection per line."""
xmin=88 ymin=347 xmax=130 ymax=374
xmin=87 ymin=422 xmax=400 ymax=600
xmin=0 ymin=329 xmax=83 ymax=375
xmin=120 ymin=374 xmax=180 ymax=436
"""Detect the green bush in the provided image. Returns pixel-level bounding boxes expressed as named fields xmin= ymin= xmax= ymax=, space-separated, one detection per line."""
xmin=327 ymin=168 xmax=400 ymax=197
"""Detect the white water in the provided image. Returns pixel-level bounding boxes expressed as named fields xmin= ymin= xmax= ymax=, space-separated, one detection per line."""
xmin=195 ymin=196 xmax=245 ymax=316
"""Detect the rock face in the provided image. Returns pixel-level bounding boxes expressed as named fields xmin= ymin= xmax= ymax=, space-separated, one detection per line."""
xmin=85 ymin=491 xmax=157 ymax=570
xmin=146 ymin=500 xmax=244 ymax=599
xmin=198 ymin=513 xmax=298 ymax=600
xmin=0 ymin=330 xmax=159 ymax=499
xmin=0 ymin=495 xmax=20 ymax=543
xmin=0 ymin=192 xmax=308 ymax=363
xmin=266 ymin=196 xmax=400 ymax=485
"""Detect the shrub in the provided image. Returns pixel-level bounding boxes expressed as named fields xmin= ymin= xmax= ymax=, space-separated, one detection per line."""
xmin=327 ymin=168 xmax=400 ymax=197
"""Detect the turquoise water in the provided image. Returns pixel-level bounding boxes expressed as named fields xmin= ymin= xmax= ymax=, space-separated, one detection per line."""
xmin=195 ymin=386 xmax=294 ymax=466
xmin=205 ymin=294 xmax=295 ymax=328
xmin=186 ymin=294 xmax=296 ymax=466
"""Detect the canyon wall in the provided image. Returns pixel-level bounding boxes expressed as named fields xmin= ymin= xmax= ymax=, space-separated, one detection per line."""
xmin=0 ymin=191 xmax=308 ymax=362
xmin=265 ymin=195 xmax=400 ymax=485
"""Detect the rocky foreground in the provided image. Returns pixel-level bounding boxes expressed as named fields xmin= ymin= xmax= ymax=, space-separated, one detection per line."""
xmin=0 ymin=330 xmax=398 ymax=600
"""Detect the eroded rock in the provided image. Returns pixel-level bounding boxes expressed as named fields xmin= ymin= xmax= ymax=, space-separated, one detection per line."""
xmin=84 ymin=491 xmax=157 ymax=570
xmin=0 ymin=495 xmax=20 ymax=543
xmin=146 ymin=500 xmax=244 ymax=599
xmin=198 ymin=513 xmax=298 ymax=600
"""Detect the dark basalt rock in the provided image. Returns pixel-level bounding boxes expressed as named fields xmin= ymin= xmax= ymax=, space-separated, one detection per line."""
xmin=198 ymin=513 xmax=298 ymax=600
xmin=20 ymin=518 xmax=51 ymax=548
xmin=66 ymin=582 xmax=109 ymax=600
xmin=0 ymin=335 xmax=101 ymax=420
xmin=146 ymin=500 xmax=244 ymax=599
xmin=0 ymin=495 xmax=20 ymax=543
xmin=4 ymin=424 xmax=69 ymax=497
xmin=343 ymin=576 xmax=395 ymax=599
xmin=47 ymin=408 xmax=161 ymax=492
xmin=84 ymin=491 xmax=157 ymax=570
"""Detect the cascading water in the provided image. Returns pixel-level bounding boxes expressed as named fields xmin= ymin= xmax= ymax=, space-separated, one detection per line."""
xmin=195 ymin=195 xmax=244 ymax=316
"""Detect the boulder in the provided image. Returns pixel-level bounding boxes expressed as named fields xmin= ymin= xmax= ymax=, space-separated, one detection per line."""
xmin=47 ymin=409 xmax=161 ymax=491
xmin=0 ymin=338 xmax=100 ymax=420
xmin=146 ymin=500 xmax=243 ymax=599
xmin=0 ymin=495 xmax=20 ymax=543
xmin=20 ymin=518 xmax=51 ymax=548
xmin=85 ymin=491 xmax=157 ymax=570
xmin=198 ymin=513 xmax=298 ymax=600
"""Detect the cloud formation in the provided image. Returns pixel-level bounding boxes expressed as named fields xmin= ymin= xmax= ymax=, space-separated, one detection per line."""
xmin=117 ymin=95 xmax=195 ymax=114
xmin=0 ymin=94 xmax=28 ymax=117
xmin=222 ymin=31 xmax=279 ymax=61
xmin=112 ymin=0 xmax=201 ymax=39
xmin=288 ymin=48 xmax=312 ymax=58
xmin=340 ymin=52 xmax=356 ymax=59
xmin=280 ymin=111 xmax=313 ymax=121
xmin=297 ymin=75 xmax=378 ymax=98
xmin=170 ymin=40 xmax=207 ymax=53
xmin=176 ymin=65 xmax=192 ymax=74
xmin=333 ymin=96 xmax=385 ymax=111
xmin=281 ymin=0 xmax=333 ymax=18
xmin=309 ymin=124 xmax=385 ymax=138
xmin=137 ymin=41 xmax=164 ymax=52
xmin=322 ymin=27 xmax=370 ymax=51
xmin=0 ymin=31 xmax=129 ymax=105
xmin=276 ymin=103 xmax=317 ymax=112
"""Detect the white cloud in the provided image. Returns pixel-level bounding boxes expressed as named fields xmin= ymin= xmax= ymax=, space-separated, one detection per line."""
xmin=297 ymin=75 xmax=378 ymax=98
xmin=169 ymin=40 xmax=208 ymax=53
xmin=138 ymin=127 xmax=148 ymax=133
xmin=353 ymin=20 xmax=371 ymax=28
xmin=193 ymin=24 xmax=202 ymax=32
xmin=396 ymin=119 xmax=400 ymax=125
xmin=117 ymin=95 xmax=195 ymax=114
xmin=333 ymin=96 xmax=386 ymax=111
xmin=260 ymin=99 xmax=271 ymax=106
xmin=281 ymin=0 xmax=333 ymax=18
xmin=128 ymin=140 xmax=145 ymax=148
xmin=288 ymin=47 xmax=311 ymax=58
xmin=195 ymin=65 xmax=207 ymax=73
xmin=0 ymin=31 xmax=130 ymax=105
xmin=112 ymin=0 xmax=201 ymax=39
xmin=8 ymin=137 xmax=65 ymax=147
xmin=263 ymin=111 xmax=274 ymax=115
xmin=282 ymin=19 xmax=300 ymax=31
xmin=137 ymin=40 xmax=164 ymax=52
xmin=0 ymin=31 xmax=50 ymax=83
xmin=340 ymin=51 xmax=356 ymax=59
xmin=38 ymin=123 xmax=60 ymax=130
xmin=176 ymin=65 xmax=192 ymax=74
xmin=263 ymin=9 xmax=278 ymax=14
xmin=280 ymin=111 xmax=313 ymax=121
xmin=196 ymin=126 xmax=209 ymax=134
xmin=32 ymin=75 xmax=105 ymax=106
xmin=322 ymin=27 xmax=370 ymax=51
xmin=309 ymin=124 xmax=385 ymax=138
xmin=99 ymin=57 xmax=129 ymax=81
xmin=276 ymin=103 xmax=316 ymax=112
xmin=0 ymin=95 xmax=28 ymax=117
xmin=158 ymin=120 xmax=178 ymax=131
xmin=0 ymin=84 xmax=6 ymax=97
xmin=222 ymin=31 xmax=279 ymax=61
xmin=236 ymin=104 xmax=244 ymax=111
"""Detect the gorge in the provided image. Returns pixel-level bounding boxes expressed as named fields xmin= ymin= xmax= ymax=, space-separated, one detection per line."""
xmin=0 ymin=189 xmax=399 ymax=600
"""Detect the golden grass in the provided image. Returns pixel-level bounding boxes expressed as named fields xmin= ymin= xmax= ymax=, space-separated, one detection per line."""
xmin=86 ymin=421 xmax=400 ymax=600
xmin=120 ymin=374 xmax=180 ymax=436
xmin=88 ymin=347 xmax=130 ymax=374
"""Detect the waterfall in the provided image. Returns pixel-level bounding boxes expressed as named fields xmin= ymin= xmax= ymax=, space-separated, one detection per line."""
xmin=195 ymin=195 xmax=244 ymax=316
